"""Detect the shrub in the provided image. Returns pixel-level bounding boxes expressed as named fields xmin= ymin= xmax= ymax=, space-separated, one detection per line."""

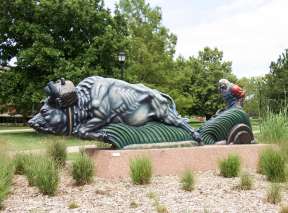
xmin=258 ymin=148 xmax=286 ymax=182
xmin=34 ymin=158 xmax=59 ymax=196
xmin=219 ymin=154 xmax=241 ymax=177
xmin=72 ymin=152 xmax=94 ymax=185
xmin=130 ymin=156 xmax=152 ymax=185
xmin=23 ymin=155 xmax=41 ymax=186
xmin=22 ymin=155 xmax=59 ymax=195
xmin=47 ymin=140 xmax=67 ymax=167
xmin=259 ymin=111 xmax=288 ymax=144
xmin=13 ymin=153 xmax=30 ymax=175
xmin=239 ymin=172 xmax=253 ymax=190
xmin=266 ymin=183 xmax=281 ymax=204
xmin=0 ymin=158 xmax=14 ymax=209
xmin=180 ymin=170 xmax=195 ymax=191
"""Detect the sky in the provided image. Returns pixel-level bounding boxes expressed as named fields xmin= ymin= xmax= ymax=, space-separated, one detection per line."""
xmin=104 ymin=0 xmax=288 ymax=78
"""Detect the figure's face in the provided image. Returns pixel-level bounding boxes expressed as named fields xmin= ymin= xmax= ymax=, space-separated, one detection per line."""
xmin=28 ymin=101 xmax=67 ymax=134
xmin=218 ymin=79 xmax=230 ymax=95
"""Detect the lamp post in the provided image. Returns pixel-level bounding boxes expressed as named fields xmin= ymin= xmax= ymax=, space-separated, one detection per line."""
xmin=118 ymin=51 xmax=126 ymax=80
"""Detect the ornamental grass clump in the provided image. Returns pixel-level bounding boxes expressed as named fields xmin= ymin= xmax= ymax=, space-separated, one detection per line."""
xmin=13 ymin=153 xmax=30 ymax=175
xmin=266 ymin=183 xmax=282 ymax=204
xmin=238 ymin=172 xmax=253 ymax=190
xmin=219 ymin=154 xmax=241 ymax=177
xmin=258 ymin=111 xmax=288 ymax=144
xmin=23 ymin=155 xmax=41 ymax=186
xmin=180 ymin=170 xmax=195 ymax=191
xmin=23 ymin=155 xmax=59 ymax=195
xmin=130 ymin=156 xmax=152 ymax=185
xmin=47 ymin=140 xmax=67 ymax=168
xmin=258 ymin=148 xmax=286 ymax=182
xmin=0 ymin=156 xmax=14 ymax=209
xmin=72 ymin=152 xmax=94 ymax=185
xmin=34 ymin=158 xmax=59 ymax=196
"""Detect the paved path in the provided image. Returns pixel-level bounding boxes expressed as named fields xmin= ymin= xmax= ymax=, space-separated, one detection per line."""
xmin=0 ymin=129 xmax=34 ymax=134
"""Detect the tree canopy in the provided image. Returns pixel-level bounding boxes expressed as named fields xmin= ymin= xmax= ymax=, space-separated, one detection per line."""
xmin=0 ymin=0 xmax=127 ymax=114
xmin=0 ymin=0 xmax=250 ymax=118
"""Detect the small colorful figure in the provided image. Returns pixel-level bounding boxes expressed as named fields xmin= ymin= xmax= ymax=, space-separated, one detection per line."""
xmin=218 ymin=79 xmax=245 ymax=109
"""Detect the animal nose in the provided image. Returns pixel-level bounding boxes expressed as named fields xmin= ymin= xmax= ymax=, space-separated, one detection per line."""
xmin=27 ymin=119 xmax=36 ymax=127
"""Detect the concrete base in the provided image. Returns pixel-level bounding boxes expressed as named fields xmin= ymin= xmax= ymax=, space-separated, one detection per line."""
xmin=85 ymin=144 xmax=271 ymax=179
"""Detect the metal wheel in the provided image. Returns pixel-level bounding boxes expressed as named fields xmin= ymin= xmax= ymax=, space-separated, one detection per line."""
xmin=227 ymin=124 xmax=254 ymax=144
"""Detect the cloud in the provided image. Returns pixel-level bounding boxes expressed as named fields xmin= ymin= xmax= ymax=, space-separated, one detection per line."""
xmin=173 ymin=0 xmax=288 ymax=77
xmin=104 ymin=0 xmax=288 ymax=77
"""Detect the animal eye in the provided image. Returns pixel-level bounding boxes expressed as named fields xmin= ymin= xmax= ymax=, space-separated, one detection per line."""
xmin=41 ymin=109 xmax=48 ymax=114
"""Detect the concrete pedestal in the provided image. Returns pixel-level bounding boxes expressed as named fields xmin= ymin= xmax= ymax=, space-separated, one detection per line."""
xmin=85 ymin=144 xmax=271 ymax=179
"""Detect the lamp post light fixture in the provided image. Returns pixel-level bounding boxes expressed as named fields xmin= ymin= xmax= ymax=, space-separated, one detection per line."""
xmin=118 ymin=51 xmax=126 ymax=80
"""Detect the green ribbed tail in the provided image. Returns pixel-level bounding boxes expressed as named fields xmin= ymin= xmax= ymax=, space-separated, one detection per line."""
xmin=98 ymin=122 xmax=194 ymax=149
xmin=198 ymin=108 xmax=252 ymax=145
xmin=97 ymin=108 xmax=252 ymax=149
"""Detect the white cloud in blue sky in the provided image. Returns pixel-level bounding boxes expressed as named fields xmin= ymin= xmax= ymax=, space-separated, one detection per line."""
xmin=105 ymin=0 xmax=288 ymax=78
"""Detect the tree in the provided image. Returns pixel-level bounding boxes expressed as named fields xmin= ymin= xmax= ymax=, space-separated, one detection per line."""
xmin=238 ymin=76 xmax=266 ymax=117
xmin=265 ymin=49 xmax=288 ymax=112
xmin=0 ymin=0 xmax=128 ymax=115
xmin=170 ymin=47 xmax=236 ymax=117
xmin=117 ymin=0 xmax=176 ymax=85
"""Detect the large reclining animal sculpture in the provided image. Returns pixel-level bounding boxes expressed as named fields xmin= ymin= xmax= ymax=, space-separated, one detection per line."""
xmin=28 ymin=76 xmax=201 ymax=144
xmin=28 ymin=76 xmax=254 ymax=148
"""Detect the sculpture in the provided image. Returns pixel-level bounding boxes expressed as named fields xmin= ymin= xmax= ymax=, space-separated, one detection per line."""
xmin=28 ymin=76 xmax=254 ymax=148
xmin=28 ymin=76 xmax=201 ymax=143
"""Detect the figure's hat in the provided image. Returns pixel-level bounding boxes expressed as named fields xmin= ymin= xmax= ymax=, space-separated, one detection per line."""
xmin=44 ymin=78 xmax=77 ymax=108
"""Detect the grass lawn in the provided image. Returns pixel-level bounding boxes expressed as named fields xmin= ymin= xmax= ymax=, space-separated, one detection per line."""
xmin=0 ymin=131 xmax=98 ymax=151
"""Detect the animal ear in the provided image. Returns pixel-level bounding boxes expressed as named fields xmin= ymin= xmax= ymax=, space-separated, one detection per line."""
xmin=44 ymin=81 xmax=60 ymax=98
xmin=60 ymin=78 xmax=65 ymax=85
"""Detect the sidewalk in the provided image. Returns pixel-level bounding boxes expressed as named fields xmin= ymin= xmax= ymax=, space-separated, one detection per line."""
xmin=0 ymin=128 xmax=34 ymax=134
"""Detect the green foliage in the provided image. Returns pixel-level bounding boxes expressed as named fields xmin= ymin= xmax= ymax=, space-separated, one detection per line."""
xmin=219 ymin=154 xmax=241 ymax=178
xmin=130 ymin=156 xmax=152 ymax=185
xmin=118 ymin=0 xmax=176 ymax=84
xmin=47 ymin=140 xmax=67 ymax=167
xmin=239 ymin=172 xmax=253 ymax=190
xmin=266 ymin=183 xmax=282 ymax=204
xmin=34 ymin=158 xmax=59 ymax=196
xmin=72 ymin=152 xmax=94 ymax=185
xmin=0 ymin=0 xmax=127 ymax=114
xmin=13 ymin=153 xmax=30 ymax=175
xmin=265 ymin=49 xmax=288 ymax=113
xmin=0 ymin=156 xmax=14 ymax=209
xmin=180 ymin=170 xmax=195 ymax=191
xmin=0 ymin=0 xmax=238 ymax=117
xmin=22 ymin=155 xmax=59 ymax=195
xmin=238 ymin=76 xmax=266 ymax=117
xmin=259 ymin=111 xmax=288 ymax=144
xmin=167 ymin=48 xmax=236 ymax=117
xmin=24 ymin=155 xmax=40 ymax=186
xmin=258 ymin=148 xmax=286 ymax=182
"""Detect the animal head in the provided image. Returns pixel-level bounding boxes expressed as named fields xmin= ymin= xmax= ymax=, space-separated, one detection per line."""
xmin=28 ymin=99 xmax=68 ymax=134
xmin=218 ymin=79 xmax=232 ymax=94
xmin=28 ymin=78 xmax=78 ymax=134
